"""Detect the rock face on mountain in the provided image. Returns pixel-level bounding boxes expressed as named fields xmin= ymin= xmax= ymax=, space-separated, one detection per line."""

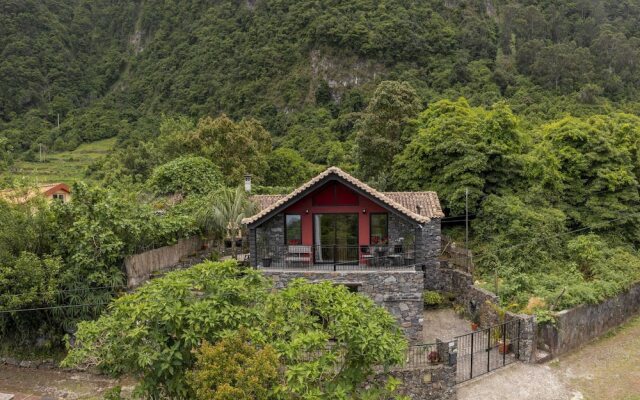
xmin=4 ymin=0 xmax=640 ymax=158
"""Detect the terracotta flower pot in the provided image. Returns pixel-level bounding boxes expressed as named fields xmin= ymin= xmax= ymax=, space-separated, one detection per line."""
xmin=498 ymin=341 xmax=511 ymax=354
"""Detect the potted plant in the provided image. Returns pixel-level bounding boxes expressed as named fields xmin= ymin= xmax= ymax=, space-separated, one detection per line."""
xmin=491 ymin=328 xmax=511 ymax=354
xmin=428 ymin=350 xmax=440 ymax=364
xmin=470 ymin=310 xmax=480 ymax=331
xmin=498 ymin=339 xmax=511 ymax=354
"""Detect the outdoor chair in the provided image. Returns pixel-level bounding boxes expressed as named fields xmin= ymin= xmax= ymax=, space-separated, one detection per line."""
xmin=285 ymin=245 xmax=312 ymax=268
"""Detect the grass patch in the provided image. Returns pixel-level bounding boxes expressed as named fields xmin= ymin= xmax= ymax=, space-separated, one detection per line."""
xmin=5 ymin=138 xmax=116 ymax=184
xmin=0 ymin=339 xmax=67 ymax=363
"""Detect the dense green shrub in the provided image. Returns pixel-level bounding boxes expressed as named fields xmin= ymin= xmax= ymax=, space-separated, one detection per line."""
xmin=423 ymin=291 xmax=445 ymax=307
xmin=148 ymin=156 xmax=223 ymax=196
xmin=0 ymin=182 xmax=201 ymax=348
xmin=64 ymin=261 xmax=408 ymax=399
xmin=188 ymin=332 xmax=280 ymax=400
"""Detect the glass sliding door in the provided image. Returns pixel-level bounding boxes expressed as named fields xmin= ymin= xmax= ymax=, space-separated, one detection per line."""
xmin=313 ymin=214 xmax=358 ymax=263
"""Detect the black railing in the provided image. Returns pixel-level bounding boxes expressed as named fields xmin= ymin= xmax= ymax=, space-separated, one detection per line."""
xmin=292 ymin=342 xmax=443 ymax=368
xmin=404 ymin=343 xmax=442 ymax=366
xmin=455 ymin=318 xmax=522 ymax=383
xmin=256 ymin=245 xmax=418 ymax=271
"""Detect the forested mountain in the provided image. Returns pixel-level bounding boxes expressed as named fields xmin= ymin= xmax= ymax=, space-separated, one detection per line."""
xmin=4 ymin=0 xmax=640 ymax=162
xmin=4 ymin=0 xmax=640 ymax=362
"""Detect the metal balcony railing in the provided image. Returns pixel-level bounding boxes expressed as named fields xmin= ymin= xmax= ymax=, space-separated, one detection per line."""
xmin=256 ymin=245 xmax=418 ymax=271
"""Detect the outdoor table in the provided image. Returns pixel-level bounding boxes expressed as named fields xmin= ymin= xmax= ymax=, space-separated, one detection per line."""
xmin=388 ymin=254 xmax=403 ymax=266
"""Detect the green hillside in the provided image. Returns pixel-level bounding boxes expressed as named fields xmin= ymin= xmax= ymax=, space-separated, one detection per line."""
xmin=3 ymin=137 xmax=116 ymax=183
xmin=4 ymin=0 xmax=640 ymax=160
xmin=2 ymin=0 xmax=640 ymax=319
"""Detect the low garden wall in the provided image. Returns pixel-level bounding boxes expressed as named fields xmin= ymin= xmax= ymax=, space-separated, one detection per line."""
xmin=125 ymin=236 xmax=215 ymax=287
xmin=370 ymin=363 xmax=456 ymax=400
xmin=264 ymin=269 xmax=424 ymax=343
xmin=368 ymin=338 xmax=457 ymax=400
xmin=538 ymin=281 xmax=640 ymax=357
xmin=423 ymin=262 xmax=537 ymax=363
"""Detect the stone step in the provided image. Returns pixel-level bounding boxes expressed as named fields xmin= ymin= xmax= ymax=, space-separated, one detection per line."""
xmin=0 ymin=393 xmax=15 ymax=400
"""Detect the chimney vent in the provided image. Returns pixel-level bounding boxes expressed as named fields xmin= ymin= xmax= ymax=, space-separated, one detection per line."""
xmin=244 ymin=174 xmax=252 ymax=193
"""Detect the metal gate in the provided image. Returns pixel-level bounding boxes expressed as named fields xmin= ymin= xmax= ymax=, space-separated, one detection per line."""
xmin=455 ymin=318 xmax=522 ymax=383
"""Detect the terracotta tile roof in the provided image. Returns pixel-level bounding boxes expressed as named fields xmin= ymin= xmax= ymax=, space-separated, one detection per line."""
xmin=243 ymin=167 xmax=443 ymax=225
xmin=0 ymin=183 xmax=70 ymax=204
xmin=251 ymin=195 xmax=286 ymax=212
xmin=383 ymin=192 xmax=444 ymax=220
xmin=38 ymin=183 xmax=70 ymax=196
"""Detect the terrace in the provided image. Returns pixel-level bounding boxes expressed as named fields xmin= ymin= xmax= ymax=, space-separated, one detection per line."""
xmin=256 ymin=244 xmax=419 ymax=271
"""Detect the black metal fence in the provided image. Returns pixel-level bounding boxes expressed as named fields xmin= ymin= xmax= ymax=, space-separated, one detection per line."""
xmin=257 ymin=245 xmax=418 ymax=271
xmin=294 ymin=342 xmax=444 ymax=368
xmin=404 ymin=342 xmax=442 ymax=367
xmin=455 ymin=318 xmax=522 ymax=383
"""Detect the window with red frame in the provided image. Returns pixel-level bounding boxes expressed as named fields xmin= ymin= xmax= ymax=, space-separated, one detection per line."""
xmin=285 ymin=214 xmax=302 ymax=245
xmin=370 ymin=213 xmax=388 ymax=245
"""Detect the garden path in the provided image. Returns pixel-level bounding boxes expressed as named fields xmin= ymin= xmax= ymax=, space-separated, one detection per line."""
xmin=458 ymin=315 xmax=640 ymax=400
xmin=422 ymin=308 xmax=472 ymax=343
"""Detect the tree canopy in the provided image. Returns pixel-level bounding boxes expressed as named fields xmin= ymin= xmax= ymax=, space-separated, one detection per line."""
xmin=63 ymin=261 xmax=408 ymax=399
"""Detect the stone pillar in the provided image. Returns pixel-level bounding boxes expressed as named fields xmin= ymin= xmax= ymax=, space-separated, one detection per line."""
xmin=512 ymin=315 xmax=537 ymax=363
xmin=419 ymin=219 xmax=441 ymax=268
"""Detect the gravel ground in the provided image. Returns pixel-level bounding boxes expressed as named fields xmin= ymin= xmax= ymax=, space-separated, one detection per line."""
xmin=458 ymin=316 xmax=640 ymax=400
xmin=423 ymin=308 xmax=472 ymax=343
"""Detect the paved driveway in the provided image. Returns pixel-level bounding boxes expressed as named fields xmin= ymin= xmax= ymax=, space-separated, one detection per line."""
xmin=458 ymin=316 xmax=640 ymax=400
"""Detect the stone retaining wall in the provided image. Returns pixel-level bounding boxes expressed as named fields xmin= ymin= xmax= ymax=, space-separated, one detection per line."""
xmin=369 ymin=364 xmax=456 ymax=400
xmin=423 ymin=263 xmax=537 ymax=362
xmin=538 ymin=281 xmax=640 ymax=357
xmin=264 ymin=269 xmax=424 ymax=343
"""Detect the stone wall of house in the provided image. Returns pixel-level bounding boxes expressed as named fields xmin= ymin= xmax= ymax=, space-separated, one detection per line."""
xmin=388 ymin=212 xmax=417 ymax=251
xmin=250 ymin=213 xmax=285 ymax=267
xmin=264 ymin=269 xmax=425 ymax=343
xmin=538 ymin=281 xmax=640 ymax=357
xmin=387 ymin=214 xmax=441 ymax=267
xmin=418 ymin=219 xmax=442 ymax=268
xmin=249 ymin=212 xmax=441 ymax=268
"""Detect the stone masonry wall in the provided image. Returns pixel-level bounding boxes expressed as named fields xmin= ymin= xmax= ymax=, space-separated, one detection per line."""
xmin=418 ymin=219 xmax=442 ymax=268
xmin=264 ymin=269 xmax=425 ymax=343
xmin=423 ymin=263 xmax=537 ymax=362
xmin=368 ymin=364 xmax=457 ymax=400
xmin=251 ymin=213 xmax=285 ymax=267
xmin=538 ymin=281 xmax=640 ymax=357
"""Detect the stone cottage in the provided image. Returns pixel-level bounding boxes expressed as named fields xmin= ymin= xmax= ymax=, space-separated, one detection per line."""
xmin=242 ymin=166 xmax=444 ymax=342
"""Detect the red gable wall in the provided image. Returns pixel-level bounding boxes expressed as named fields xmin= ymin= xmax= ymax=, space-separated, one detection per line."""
xmin=284 ymin=181 xmax=387 ymax=247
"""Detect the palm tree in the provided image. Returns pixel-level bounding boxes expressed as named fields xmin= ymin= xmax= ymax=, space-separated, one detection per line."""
xmin=199 ymin=186 xmax=256 ymax=259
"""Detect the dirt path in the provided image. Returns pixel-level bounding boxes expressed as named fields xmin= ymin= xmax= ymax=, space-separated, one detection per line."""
xmin=458 ymin=316 xmax=640 ymax=400
xmin=0 ymin=365 xmax=134 ymax=399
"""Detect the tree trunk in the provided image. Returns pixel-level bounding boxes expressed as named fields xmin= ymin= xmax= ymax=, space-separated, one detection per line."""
xmin=230 ymin=229 xmax=237 ymax=259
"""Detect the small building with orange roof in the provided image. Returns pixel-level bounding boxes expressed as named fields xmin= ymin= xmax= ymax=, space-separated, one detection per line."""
xmin=0 ymin=183 xmax=71 ymax=204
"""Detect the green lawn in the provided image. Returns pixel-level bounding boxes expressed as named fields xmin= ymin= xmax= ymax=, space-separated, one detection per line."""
xmin=5 ymin=138 xmax=116 ymax=184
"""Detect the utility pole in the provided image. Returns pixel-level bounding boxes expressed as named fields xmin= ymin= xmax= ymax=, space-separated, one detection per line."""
xmin=57 ymin=113 xmax=60 ymax=129
xmin=39 ymin=144 xmax=42 ymax=163
xmin=465 ymin=187 xmax=469 ymax=248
